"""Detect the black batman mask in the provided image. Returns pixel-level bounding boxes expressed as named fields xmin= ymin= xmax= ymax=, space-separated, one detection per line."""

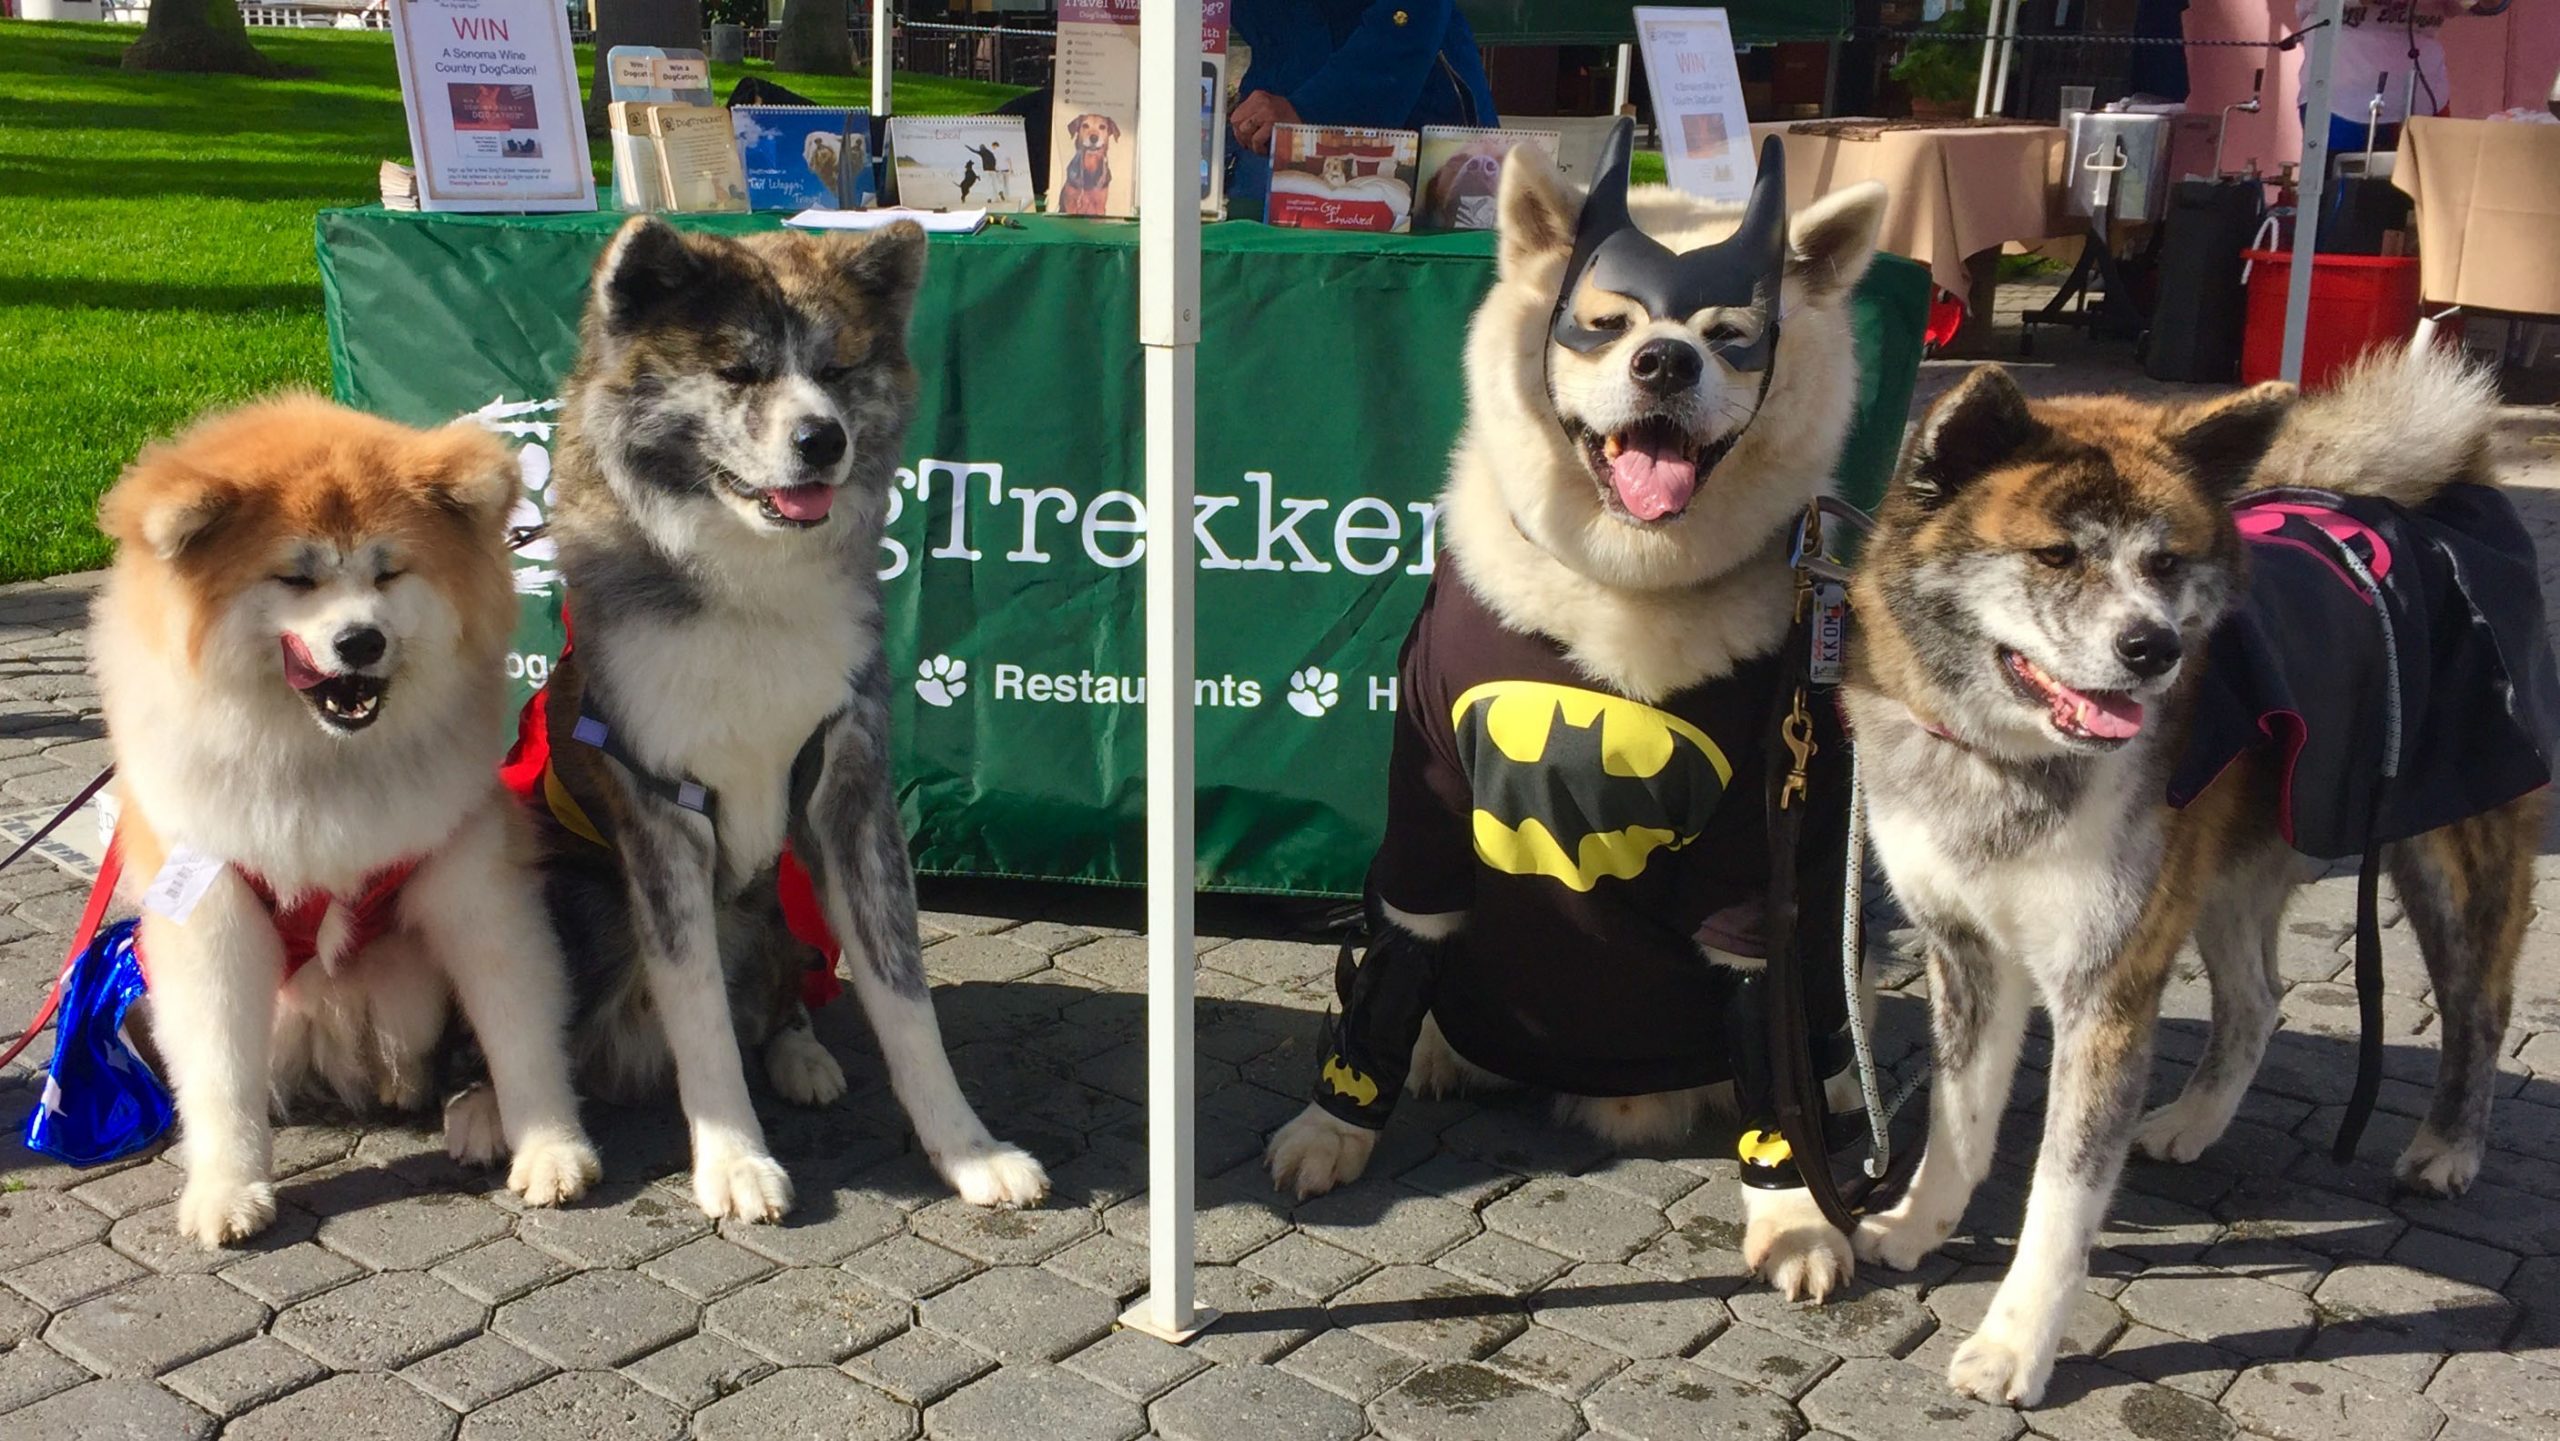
xmin=1549 ymin=117 xmax=1790 ymax=374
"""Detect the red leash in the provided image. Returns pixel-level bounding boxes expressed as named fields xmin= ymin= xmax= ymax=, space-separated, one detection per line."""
xmin=0 ymin=841 xmax=122 ymax=1074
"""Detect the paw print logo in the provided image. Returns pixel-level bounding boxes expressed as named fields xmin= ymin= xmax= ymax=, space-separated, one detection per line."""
xmin=1286 ymin=667 xmax=1340 ymax=718
xmin=915 ymin=655 xmax=968 ymax=708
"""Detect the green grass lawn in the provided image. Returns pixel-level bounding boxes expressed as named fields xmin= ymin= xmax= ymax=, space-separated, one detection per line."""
xmin=0 ymin=21 xmax=1020 ymax=582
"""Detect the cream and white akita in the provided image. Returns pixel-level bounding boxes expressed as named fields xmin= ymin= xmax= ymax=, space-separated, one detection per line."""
xmin=1265 ymin=140 xmax=1891 ymax=1302
xmin=92 ymin=397 xmax=600 ymax=1247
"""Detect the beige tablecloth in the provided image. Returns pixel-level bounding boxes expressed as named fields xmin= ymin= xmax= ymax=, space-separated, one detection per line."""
xmin=2395 ymin=118 xmax=2560 ymax=316
xmin=1752 ymin=122 xmax=2068 ymax=302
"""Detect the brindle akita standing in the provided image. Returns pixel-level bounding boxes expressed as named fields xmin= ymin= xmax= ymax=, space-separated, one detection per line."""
xmin=1843 ymin=348 xmax=2543 ymax=1406
xmin=527 ymin=217 xmax=1046 ymax=1221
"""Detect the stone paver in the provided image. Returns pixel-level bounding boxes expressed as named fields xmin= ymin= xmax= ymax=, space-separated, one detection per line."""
xmin=1370 ymin=1362 xmax=1580 ymax=1441
xmin=0 ymin=1377 xmax=214 ymax=1441
xmin=923 ymin=1362 xmax=1146 ymax=1441
xmin=458 ymin=1370 xmax=684 ymax=1441
xmin=0 ymin=363 xmax=2553 ymax=1439
xmin=226 ymin=1374 xmax=455 ymax=1440
xmin=693 ymin=1367 xmax=919 ymax=1441
xmin=491 ymin=1270 xmax=693 ymax=1370
xmin=918 ymin=1267 xmax=1117 ymax=1364
xmin=162 ymin=1336 xmax=327 ymax=1417
xmin=272 ymin=1270 xmax=483 ymax=1371
xmin=2223 ymin=1359 xmax=2447 ymax=1441
xmin=1585 ymin=1358 xmax=1808 ymax=1441
xmin=44 ymin=1273 xmax=265 ymax=1377
xmin=1153 ymin=1364 xmax=1367 ymax=1441
xmin=703 ymin=1266 xmax=907 ymax=1365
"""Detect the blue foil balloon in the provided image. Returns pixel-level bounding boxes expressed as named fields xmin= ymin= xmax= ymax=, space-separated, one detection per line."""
xmin=25 ymin=920 xmax=174 ymax=1167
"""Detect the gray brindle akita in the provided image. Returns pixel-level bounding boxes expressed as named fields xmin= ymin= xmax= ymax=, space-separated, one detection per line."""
xmin=525 ymin=216 xmax=1047 ymax=1220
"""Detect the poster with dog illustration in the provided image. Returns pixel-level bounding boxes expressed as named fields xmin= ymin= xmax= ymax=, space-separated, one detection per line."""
xmin=888 ymin=117 xmax=1031 ymax=213
xmin=733 ymin=106 xmax=876 ymax=211
xmin=1049 ymin=0 xmax=1229 ymax=219
xmin=1417 ymin=126 xmax=1560 ymax=231
xmin=1266 ymin=125 xmax=1419 ymax=233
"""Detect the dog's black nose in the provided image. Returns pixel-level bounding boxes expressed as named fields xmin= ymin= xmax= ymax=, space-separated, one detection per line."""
xmin=1628 ymin=338 xmax=1703 ymax=393
xmin=2115 ymin=623 xmax=2182 ymax=679
xmin=336 ymin=627 xmax=386 ymax=669
xmin=792 ymin=418 xmax=847 ymax=468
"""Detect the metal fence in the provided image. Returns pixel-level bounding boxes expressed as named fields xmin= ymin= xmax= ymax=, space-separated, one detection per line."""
xmin=737 ymin=18 xmax=1056 ymax=90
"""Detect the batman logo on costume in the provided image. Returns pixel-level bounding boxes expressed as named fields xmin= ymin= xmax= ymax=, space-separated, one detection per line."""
xmin=1451 ymin=681 xmax=1734 ymax=892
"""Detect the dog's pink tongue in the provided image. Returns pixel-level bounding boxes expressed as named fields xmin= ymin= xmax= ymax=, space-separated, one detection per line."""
xmin=768 ymin=484 xmax=836 ymax=522
xmin=280 ymin=634 xmax=328 ymax=692
xmin=2062 ymin=686 xmax=2145 ymax=740
xmin=1609 ymin=437 xmax=1698 ymax=522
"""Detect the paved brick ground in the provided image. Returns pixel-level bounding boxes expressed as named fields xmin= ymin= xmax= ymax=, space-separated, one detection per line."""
xmin=2 ymin=323 xmax=2559 ymax=1439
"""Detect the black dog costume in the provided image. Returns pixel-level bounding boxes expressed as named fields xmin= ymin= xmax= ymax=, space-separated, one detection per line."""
xmin=1309 ymin=123 xmax=1870 ymax=1220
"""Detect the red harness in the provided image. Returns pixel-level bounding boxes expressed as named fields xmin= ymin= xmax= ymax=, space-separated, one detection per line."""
xmin=238 ymin=857 xmax=421 ymax=981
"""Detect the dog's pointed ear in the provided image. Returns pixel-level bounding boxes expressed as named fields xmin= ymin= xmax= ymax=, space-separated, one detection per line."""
xmin=596 ymin=216 xmax=710 ymax=330
xmin=826 ymin=220 xmax=929 ymax=333
xmin=1495 ymin=143 xmax=1577 ymax=282
xmin=100 ymin=449 xmax=240 ymax=562
xmin=1904 ymin=365 xmax=2039 ymax=507
xmin=412 ymin=421 xmax=521 ymax=534
xmin=1785 ymin=180 xmax=1886 ymax=311
xmin=2167 ymin=382 xmax=2295 ymax=501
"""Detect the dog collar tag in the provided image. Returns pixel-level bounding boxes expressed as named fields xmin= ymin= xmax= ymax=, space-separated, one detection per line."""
xmin=142 ymin=845 xmax=224 ymax=924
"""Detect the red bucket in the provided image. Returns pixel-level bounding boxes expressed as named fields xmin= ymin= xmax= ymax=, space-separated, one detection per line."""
xmin=2240 ymin=251 xmax=2421 ymax=392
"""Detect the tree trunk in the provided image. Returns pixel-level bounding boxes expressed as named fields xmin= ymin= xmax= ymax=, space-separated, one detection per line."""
xmin=775 ymin=0 xmax=854 ymax=76
xmin=121 ymin=0 xmax=280 ymax=76
xmin=586 ymin=0 xmax=708 ymax=131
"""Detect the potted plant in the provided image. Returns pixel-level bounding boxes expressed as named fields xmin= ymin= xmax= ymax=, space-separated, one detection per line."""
xmin=1891 ymin=1 xmax=1985 ymax=120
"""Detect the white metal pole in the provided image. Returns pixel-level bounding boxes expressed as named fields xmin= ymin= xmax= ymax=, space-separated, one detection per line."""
xmin=1990 ymin=0 xmax=2020 ymax=113
xmin=1121 ymin=0 xmax=1215 ymax=1346
xmin=1972 ymin=0 xmax=2008 ymax=117
xmin=870 ymin=0 xmax=892 ymax=119
xmin=2282 ymin=0 xmax=2345 ymax=383
xmin=1614 ymin=41 xmax=1635 ymax=114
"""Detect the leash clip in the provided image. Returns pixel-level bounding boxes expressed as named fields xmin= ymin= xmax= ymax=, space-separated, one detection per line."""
xmin=1777 ymin=688 xmax=1815 ymax=811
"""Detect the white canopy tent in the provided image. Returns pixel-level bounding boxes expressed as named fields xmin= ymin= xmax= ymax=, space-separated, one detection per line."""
xmin=860 ymin=0 xmax=1216 ymax=1343
xmin=1127 ymin=0 xmax=1214 ymax=1343
xmin=1975 ymin=0 xmax=2348 ymax=384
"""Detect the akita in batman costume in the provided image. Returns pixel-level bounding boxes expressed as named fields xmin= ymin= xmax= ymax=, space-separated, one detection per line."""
xmin=1266 ymin=122 xmax=1893 ymax=1301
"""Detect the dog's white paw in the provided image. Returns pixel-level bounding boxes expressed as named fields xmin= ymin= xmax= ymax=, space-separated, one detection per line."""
xmin=510 ymin=1128 xmax=602 ymax=1208
xmin=1946 ymin=1325 xmax=2052 ymax=1408
xmin=443 ymin=1085 xmax=508 ymax=1167
xmin=1852 ymin=1202 xmax=1956 ymax=1272
xmin=938 ymin=1142 xmax=1049 ymax=1209
xmin=2394 ymin=1124 xmax=2483 ymax=1197
xmin=1266 ymin=1103 xmax=1377 ymax=1199
xmin=765 ymin=1028 xmax=848 ymax=1108
xmin=176 ymin=1175 xmax=277 ymax=1249
xmin=1742 ymin=1189 xmax=1855 ymax=1302
xmin=2132 ymin=1096 xmax=2227 ymax=1164
xmin=1557 ymin=1089 xmax=1702 ymax=1149
xmin=693 ymin=1140 xmax=794 ymax=1223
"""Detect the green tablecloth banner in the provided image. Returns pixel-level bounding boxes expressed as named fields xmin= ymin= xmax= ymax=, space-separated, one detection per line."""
xmin=317 ymin=210 xmax=1927 ymax=896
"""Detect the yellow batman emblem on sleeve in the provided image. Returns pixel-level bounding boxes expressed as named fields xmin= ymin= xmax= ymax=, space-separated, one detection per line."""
xmin=1321 ymin=1055 xmax=1379 ymax=1109
xmin=1450 ymin=681 xmax=1734 ymax=892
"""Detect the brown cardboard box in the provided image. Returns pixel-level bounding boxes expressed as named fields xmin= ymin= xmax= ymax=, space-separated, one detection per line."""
xmin=2393 ymin=118 xmax=2560 ymax=316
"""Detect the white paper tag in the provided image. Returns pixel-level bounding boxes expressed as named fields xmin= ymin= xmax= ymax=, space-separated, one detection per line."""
xmin=141 ymin=845 xmax=224 ymax=924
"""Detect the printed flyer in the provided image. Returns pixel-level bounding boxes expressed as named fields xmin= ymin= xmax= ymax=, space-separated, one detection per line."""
xmin=389 ymin=0 xmax=593 ymax=212
xmin=1633 ymin=6 xmax=1754 ymax=205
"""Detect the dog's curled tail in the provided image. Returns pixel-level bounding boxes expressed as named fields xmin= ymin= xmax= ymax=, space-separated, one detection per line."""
xmin=2250 ymin=342 xmax=2503 ymax=505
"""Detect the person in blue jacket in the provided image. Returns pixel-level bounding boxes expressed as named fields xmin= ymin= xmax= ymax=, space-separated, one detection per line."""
xmin=1228 ymin=0 xmax=1500 ymax=216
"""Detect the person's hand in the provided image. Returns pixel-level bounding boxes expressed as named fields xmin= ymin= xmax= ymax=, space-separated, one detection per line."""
xmin=1230 ymin=90 xmax=1302 ymax=156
